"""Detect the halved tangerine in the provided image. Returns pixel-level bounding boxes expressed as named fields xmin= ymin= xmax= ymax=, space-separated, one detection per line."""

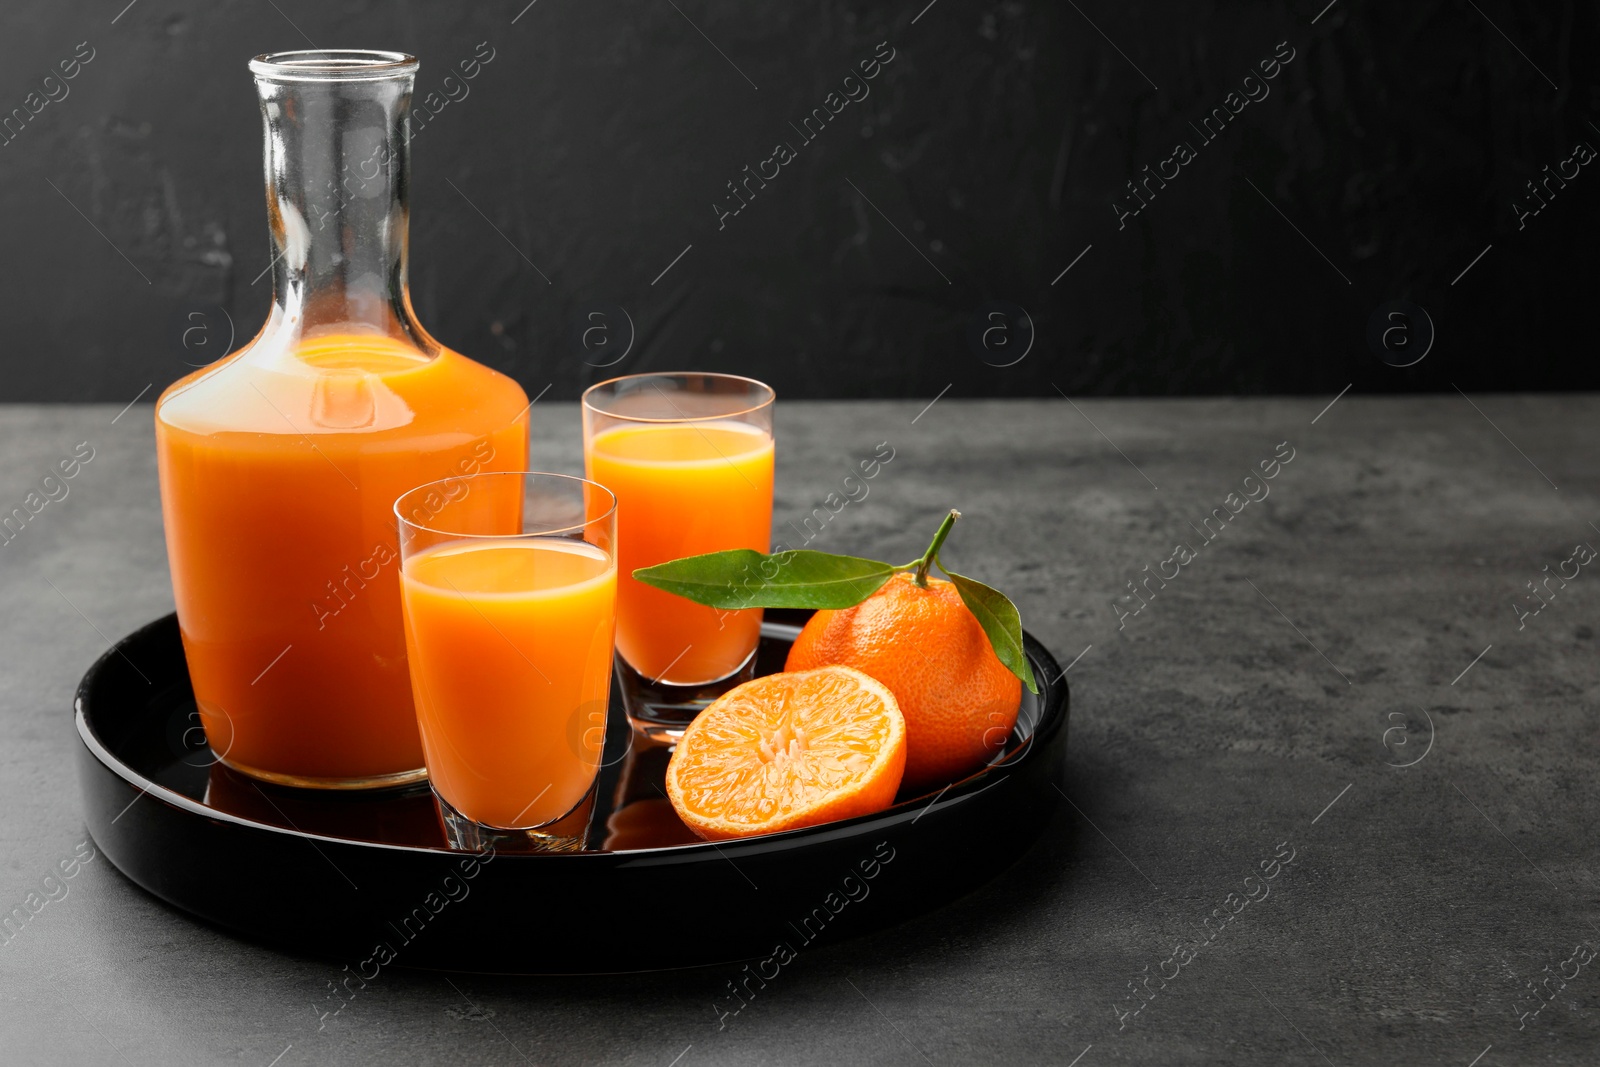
xmin=665 ymin=666 xmax=907 ymax=840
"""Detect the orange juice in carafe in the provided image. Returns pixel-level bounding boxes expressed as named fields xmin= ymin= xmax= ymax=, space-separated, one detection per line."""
xmin=154 ymin=51 xmax=529 ymax=788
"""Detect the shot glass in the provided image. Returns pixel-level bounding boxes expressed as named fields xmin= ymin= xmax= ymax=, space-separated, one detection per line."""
xmin=582 ymin=373 xmax=775 ymax=740
xmin=395 ymin=472 xmax=617 ymax=851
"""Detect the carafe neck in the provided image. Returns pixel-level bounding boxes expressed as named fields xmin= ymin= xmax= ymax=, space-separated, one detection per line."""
xmin=251 ymin=51 xmax=421 ymax=340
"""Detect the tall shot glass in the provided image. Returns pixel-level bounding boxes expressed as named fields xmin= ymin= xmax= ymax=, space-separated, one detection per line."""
xmin=582 ymin=373 xmax=775 ymax=741
xmin=395 ymin=473 xmax=617 ymax=851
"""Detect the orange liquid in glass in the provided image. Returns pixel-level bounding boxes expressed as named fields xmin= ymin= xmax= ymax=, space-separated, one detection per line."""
xmin=155 ymin=334 xmax=529 ymax=784
xmin=585 ymin=422 xmax=773 ymax=684
xmin=400 ymin=539 xmax=616 ymax=828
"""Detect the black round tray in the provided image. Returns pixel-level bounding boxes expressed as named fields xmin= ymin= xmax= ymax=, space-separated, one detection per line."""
xmin=75 ymin=610 xmax=1069 ymax=973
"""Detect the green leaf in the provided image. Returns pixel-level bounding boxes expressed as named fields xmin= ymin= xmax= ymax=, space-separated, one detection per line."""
xmin=633 ymin=549 xmax=895 ymax=610
xmin=944 ymin=570 xmax=1039 ymax=694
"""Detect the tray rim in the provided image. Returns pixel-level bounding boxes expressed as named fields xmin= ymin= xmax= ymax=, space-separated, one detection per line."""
xmin=76 ymin=611 xmax=1068 ymax=861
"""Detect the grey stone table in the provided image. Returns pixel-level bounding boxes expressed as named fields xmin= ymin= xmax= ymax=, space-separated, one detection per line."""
xmin=1 ymin=396 xmax=1596 ymax=1066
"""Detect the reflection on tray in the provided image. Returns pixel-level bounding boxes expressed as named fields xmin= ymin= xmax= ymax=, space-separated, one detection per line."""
xmin=199 ymin=742 xmax=707 ymax=853
xmin=100 ymin=615 xmax=1039 ymax=855
xmin=603 ymin=741 xmax=701 ymax=849
xmin=203 ymin=763 xmax=447 ymax=848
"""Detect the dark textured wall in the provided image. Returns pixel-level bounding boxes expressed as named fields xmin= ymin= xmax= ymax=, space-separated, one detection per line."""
xmin=3 ymin=1 xmax=1595 ymax=402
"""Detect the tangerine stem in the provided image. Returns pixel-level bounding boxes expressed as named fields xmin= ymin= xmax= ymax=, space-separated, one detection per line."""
xmin=913 ymin=509 xmax=960 ymax=587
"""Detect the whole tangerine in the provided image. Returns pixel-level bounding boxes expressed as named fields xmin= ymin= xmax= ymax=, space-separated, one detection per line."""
xmin=785 ymin=570 xmax=1022 ymax=793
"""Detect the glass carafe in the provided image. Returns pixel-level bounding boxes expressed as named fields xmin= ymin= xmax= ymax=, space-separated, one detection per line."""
xmin=156 ymin=50 xmax=529 ymax=789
